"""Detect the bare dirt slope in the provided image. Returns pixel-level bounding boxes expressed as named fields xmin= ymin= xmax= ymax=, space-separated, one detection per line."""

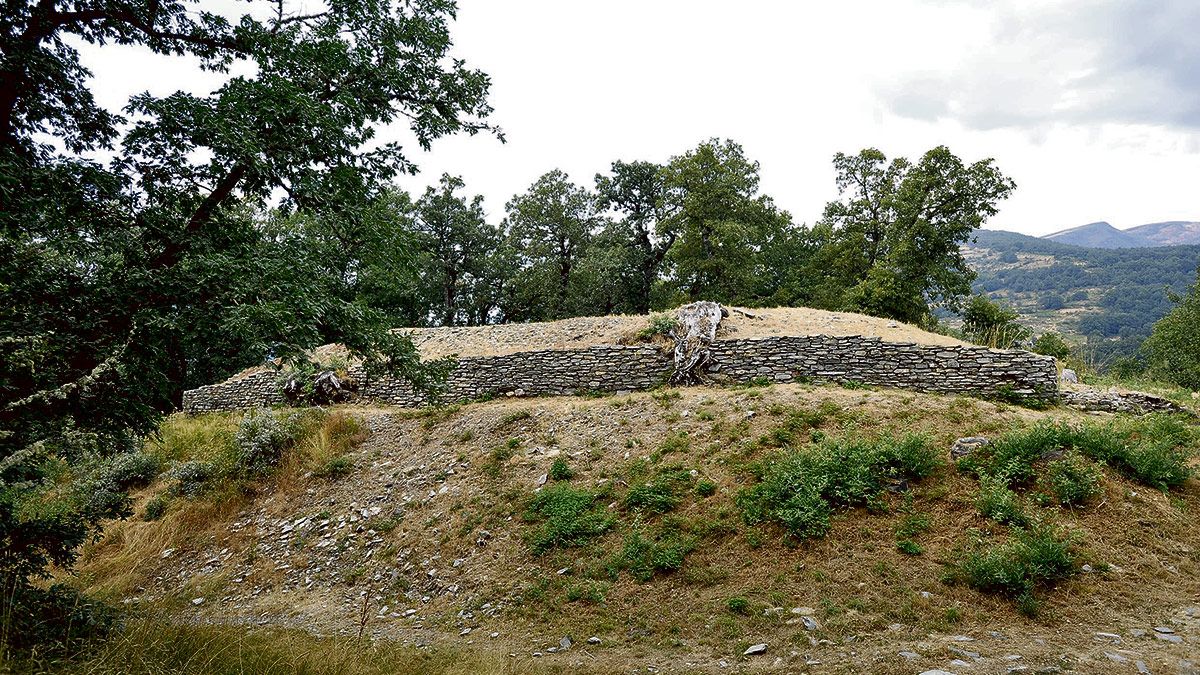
xmin=80 ymin=384 xmax=1200 ymax=674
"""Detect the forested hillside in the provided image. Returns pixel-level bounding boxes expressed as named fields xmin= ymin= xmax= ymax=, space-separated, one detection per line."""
xmin=965 ymin=229 xmax=1200 ymax=362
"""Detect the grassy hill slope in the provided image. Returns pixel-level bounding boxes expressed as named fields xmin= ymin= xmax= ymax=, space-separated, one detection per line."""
xmin=58 ymin=383 xmax=1200 ymax=674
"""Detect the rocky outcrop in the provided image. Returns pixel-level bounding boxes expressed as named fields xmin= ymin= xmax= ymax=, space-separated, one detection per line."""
xmin=1061 ymin=389 xmax=1191 ymax=416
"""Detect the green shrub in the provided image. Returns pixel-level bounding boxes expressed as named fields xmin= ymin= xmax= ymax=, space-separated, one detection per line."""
xmin=168 ymin=460 xmax=217 ymax=497
xmin=549 ymin=458 xmax=574 ymax=481
xmin=725 ymin=597 xmax=750 ymax=615
xmin=1044 ymin=455 xmax=1103 ymax=505
xmin=695 ymin=478 xmax=717 ymax=497
xmin=958 ymin=420 xmax=1072 ymax=486
xmin=639 ymin=313 xmax=679 ymax=339
xmin=523 ymin=484 xmax=614 ymax=553
xmin=737 ymin=433 xmax=939 ymax=541
xmin=1032 ymin=332 xmax=1072 ymax=360
xmin=99 ymin=451 xmax=162 ymax=490
xmin=234 ymin=408 xmax=292 ymax=475
xmin=877 ymin=434 xmax=942 ymax=479
xmin=974 ymin=476 xmax=1029 ymax=526
xmin=896 ymin=538 xmax=922 ymax=555
xmin=0 ymin=584 xmax=116 ymax=657
xmin=1073 ymin=415 xmax=1193 ymax=490
xmin=956 ymin=525 xmax=1077 ymax=615
xmin=623 ymin=467 xmax=693 ymax=514
xmin=314 ymin=456 xmax=355 ymax=479
xmin=143 ymin=493 xmax=170 ymax=521
xmin=612 ymin=528 xmax=695 ymax=582
xmin=658 ymin=430 xmax=689 ymax=455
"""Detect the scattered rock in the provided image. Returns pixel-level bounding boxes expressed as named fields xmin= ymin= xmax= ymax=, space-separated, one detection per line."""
xmin=899 ymin=651 xmax=920 ymax=660
xmin=1060 ymin=369 xmax=1078 ymax=383
xmin=190 ymin=597 xmax=205 ymax=606
xmin=950 ymin=437 xmax=989 ymax=460
xmin=587 ymin=636 xmax=601 ymax=645
xmin=801 ymin=616 xmax=819 ymax=631
xmin=1104 ymin=652 xmax=1129 ymax=664
xmin=1153 ymin=626 xmax=1175 ymax=634
xmin=559 ymin=636 xmax=572 ymax=650
xmin=791 ymin=606 xmax=815 ymax=616
xmin=743 ymin=643 xmax=768 ymax=656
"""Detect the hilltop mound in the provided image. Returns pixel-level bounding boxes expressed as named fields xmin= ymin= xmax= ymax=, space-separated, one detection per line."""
xmin=75 ymin=383 xmax=1200 ymax=674
xmin=396 ymin=307 xmax=965 ymax=360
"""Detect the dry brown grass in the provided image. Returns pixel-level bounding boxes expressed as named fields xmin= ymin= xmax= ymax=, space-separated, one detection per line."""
xmin=38 ymin=618 xmax=601 ymax=675
xmin=72 ymin=384 xmax=1200 ymax=673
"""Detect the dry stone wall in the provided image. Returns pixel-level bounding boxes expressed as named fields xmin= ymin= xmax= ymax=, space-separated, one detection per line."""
xmin=182 ymin=336 xmax=1058 ymax=414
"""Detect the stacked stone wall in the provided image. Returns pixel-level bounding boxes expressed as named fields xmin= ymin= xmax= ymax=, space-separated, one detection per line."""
xmin=182 ymin=336 xmax=1058 ymax=414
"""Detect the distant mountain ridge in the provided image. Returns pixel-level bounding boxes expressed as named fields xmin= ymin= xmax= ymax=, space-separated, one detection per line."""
xmin=963 ymin=228 xmax=1200 ymax=363
xmin=1042 ymin=220 xmax=1200 ymax=248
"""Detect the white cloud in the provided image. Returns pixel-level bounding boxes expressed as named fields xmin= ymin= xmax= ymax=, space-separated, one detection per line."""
xmin=74 ymin=0 xmax=1200 ymax=236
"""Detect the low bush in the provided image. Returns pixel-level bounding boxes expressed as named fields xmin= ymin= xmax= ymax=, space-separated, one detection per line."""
xmin=623 ymin=466 xmax=694 ymax=514
xmin=725 ymin=597 xmax=750 ymax=615
xmin=549 ymin=458 xmax=574 ymax=481
xmin=974 ymin=476 xmax=1029 ymax=526
xmin=168 ymin=460 xmax=217 ymax=497
xmin=638 ymin=313 xmax=679 ymax=339
xmin=1043 ymin=455 xmax=1103 ymax=506
xmin=98 ymin=451 xmax=162 ymax=491
xmin=612 ymin=528 xmax=696 ymax=582
xmin=523 ymin=484 xmax=614 ymax=553
xmin=955 ymin=525 xmax=1077 ymax=615
xmin=695 ymin=478 xmax=717 ymax=497
xmin=142 ymin=493 xmax=170 ymax=521
xmin=958 ymin=421 xmax=1072 ymax=486
xmin=967 ymin=416 xmax=1193 ymax=492
xmin=313 ymin=456 xmax=355 ymax=480
xmin=234 ymin=408 xmax=293 ymax=476
xmin=737 ymin=433 xmax=940 ymax=541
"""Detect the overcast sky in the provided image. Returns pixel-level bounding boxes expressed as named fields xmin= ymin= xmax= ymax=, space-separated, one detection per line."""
xmin=78 ymin=0 xmax=1200 ymax=236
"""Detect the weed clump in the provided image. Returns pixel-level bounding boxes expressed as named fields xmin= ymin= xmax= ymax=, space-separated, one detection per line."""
xmin=314 ymin=456 xmax=355 ymax=480
xmin=725 ymin=597 xmax=750 ymax=615
xmin=1043 ymin=454 xmax=1103 ymax=506
xmin=549 ymin=458 xmax=574 ymax=481
xmin=958 ymin=420 xmax=1073 ymax=487
xmin=623 ymin=466 xmax=694 ymax=514
xmin=962 ymin=416 xmax=1193 ymax=492
xmin=737 ymin=433 xmax=940 ymax=541
xmin=612 ymin=527 xmax=696 ymax=582
xmin=975 ymin=476 xmax=1029 ymax=526
xmin=523 ymin=484 xmax=614 ymax=553
xmin=954 ymin=525 xmax=1078 ymax=615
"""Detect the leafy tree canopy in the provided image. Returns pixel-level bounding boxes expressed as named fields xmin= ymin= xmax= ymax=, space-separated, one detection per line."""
xmin=0 ymin=0 xmax=495 ymax=646
xmin=811 ymin=146 xmax=1016 ymax=324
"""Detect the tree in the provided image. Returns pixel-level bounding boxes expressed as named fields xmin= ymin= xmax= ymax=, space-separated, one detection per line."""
xmin=961 ymin=295 xmax=1031 ymax=349
xmin=593 ymin=160 xmax=678 ymax=313
xmin=1142 ymin=274 xmax=1200 ymax=389
xmin=814 ymin=146 xmax=1016 ymax=323
xmin=411 ymin=175 xmax=501 ymax=326
xmin=660 ymin=139 xmax=792 ymax=305
xmin=503 ymin=170 xmax=600 ymax=321
xmin=0 ymin=0 xmax=495 ymax=652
